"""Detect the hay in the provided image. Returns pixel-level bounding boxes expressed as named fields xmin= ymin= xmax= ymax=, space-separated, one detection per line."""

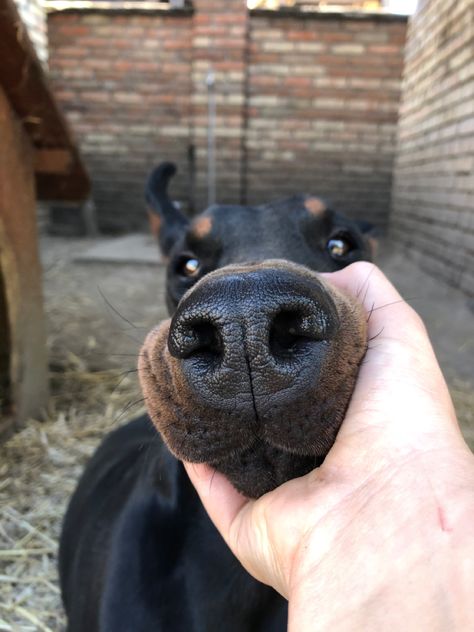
xmin=0 ymin=364 xmax=145 ymax=630
xmin=0 ymin=358 xmax=144 ymax=631
xmin=0 ymin=237 xmax=165 ymax=632
xmin=0 ymin=236 xmax=163 ymax=630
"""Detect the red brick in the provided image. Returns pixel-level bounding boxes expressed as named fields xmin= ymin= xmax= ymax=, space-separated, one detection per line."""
xmin=391 ymin=0 xmax=474 ymax=296
xmin=47 ymin=7 xmax=407 ymax=229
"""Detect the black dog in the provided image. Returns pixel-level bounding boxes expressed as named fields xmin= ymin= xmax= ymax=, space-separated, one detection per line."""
xmin=59 ymin=163 xmax=374 ymax=631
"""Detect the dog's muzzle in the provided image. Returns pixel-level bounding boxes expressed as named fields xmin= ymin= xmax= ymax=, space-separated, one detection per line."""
xmin=139 ymin=261 xmax=367 ymax=498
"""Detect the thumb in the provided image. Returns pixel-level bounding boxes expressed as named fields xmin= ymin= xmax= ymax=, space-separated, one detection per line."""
xmin=321 ymin=262 xmax=461 ymax=465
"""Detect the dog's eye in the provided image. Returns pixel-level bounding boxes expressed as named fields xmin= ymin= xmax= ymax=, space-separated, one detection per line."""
xmin=326 ymin=234 xmax=355 ymax=259
xmin=177 ymin=256 xmax=201 ymax=278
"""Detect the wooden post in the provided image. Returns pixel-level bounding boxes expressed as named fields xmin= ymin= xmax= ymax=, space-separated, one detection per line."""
xmin=0 ymin=0 xmax=89 ymax=441
xmin=0 ymin=85 xmax=48 ymax=438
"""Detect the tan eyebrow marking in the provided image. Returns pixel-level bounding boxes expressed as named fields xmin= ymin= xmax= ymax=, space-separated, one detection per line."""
xmin=191 ymin=216 xmax=213 ymax=239
xmin=304 ymin=197 xmax=326 ymax=217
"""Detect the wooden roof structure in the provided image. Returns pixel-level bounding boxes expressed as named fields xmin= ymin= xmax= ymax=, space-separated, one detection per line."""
xmin=0 ymin=0 xmax=90 ymax=201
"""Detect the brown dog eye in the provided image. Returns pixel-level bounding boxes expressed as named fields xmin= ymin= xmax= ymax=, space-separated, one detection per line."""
xmin=180 ymin=257 xmax=201 ymax=277
xmin=327 ymin=236 xmax=352 ymax=259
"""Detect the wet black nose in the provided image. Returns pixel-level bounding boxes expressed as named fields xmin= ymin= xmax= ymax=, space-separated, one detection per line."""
xmin=168 ymin=266 xmax=339 ymax=413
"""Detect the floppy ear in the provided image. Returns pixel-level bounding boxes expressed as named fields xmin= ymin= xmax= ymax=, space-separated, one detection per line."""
xmin=354 ymin=219 xmax=375 ymax=235
xmin=353 ymin=219 xmax=379 ymax=259
xmin=145 ymin=163 xmax=189 ymax=257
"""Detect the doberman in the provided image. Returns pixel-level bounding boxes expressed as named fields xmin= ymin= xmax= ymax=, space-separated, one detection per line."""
xmin=59 ymin=163 xmax=374 ymax=631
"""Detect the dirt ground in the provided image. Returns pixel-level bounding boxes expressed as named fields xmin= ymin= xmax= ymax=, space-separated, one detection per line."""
xmin=0 ymin=235 xmax=473 ymax=630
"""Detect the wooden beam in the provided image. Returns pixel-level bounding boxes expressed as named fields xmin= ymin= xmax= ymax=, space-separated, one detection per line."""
xmin=43 ymin=0 xmax=194 ymax=13
xmin=36 ymin=171 xmax=91 ymax=201
xmin=35 ymin=148 xmax=73 ymax=174
xmin=0 ymin=0 xmax=90 ymax=200
xmin=0 ymin=86 xmax=48 ymax=439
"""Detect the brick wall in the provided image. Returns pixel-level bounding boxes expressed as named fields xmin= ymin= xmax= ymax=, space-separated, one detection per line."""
xmin=390 ymin=0 xmax=474 ymax=296
xmin=248 ymin=1 xmax=383 ymax=8
xmin=191 ymin=0 xmax=248 ymax=206
xmin=246 ymin=12 xmax=406 ymax=224
xmin=47 ymin=3 xmax=407 ymax=231
xmin=48 ymin=9 xmax=194 ymax=231
xmin=14 ymin=0 xmax=48 ymax=63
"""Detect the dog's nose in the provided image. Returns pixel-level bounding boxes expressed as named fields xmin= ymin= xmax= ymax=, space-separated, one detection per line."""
xmin=168 ymin=266 xmax=339 ymax=414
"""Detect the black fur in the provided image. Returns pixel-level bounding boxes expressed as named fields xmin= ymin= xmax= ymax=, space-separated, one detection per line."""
xmin=60 ymin=163 xmax=374 ymax=631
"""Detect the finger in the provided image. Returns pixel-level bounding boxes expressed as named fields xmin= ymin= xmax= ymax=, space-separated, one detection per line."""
xmin=321 ymin=263 xmax=460 ymax=451
xmin=183 ymin=461 xmax=250 ymax=541
xmin=321 ymin=261 xmax=424 ymax=351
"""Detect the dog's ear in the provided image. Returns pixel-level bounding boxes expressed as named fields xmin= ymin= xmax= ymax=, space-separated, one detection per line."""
xmin=353 ymin=219 xmax=379 ymax=259
xmin=145 ymin=163 xmax=189 ymax=257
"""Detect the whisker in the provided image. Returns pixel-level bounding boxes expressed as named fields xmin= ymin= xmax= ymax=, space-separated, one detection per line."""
xmin=114 ymin=397 xmax=147 ymax=424
xmin=356 ymin=265 xmax=376 ymax=301
xmin=97 ymin=286 xmax=138 ymax=330
xmin=368 ymin=326 xmax=385 ymax=342
xmin=366 ymin=342 xmax=383 ymax=352
xmin=91 ymin=352 xmax=146 ymax=358
xmin=111 ymin=369 xmax=140 ymax=394
xmin=366 ymin=301 xmax=376 ymax=323
xmin=97 ymin=287 xmax=150 ymax=345
xmin=177 ymin=427 xmax=191 ymax=462
xmin=369 ymin=296 xmax=419 ymax=314
xmin=208 ymin=469 xmax=218 ymax=494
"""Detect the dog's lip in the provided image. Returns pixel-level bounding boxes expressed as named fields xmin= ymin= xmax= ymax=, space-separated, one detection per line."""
xmin=140 ymin=344 xmax=315 ymax=462
xmin=140 ymin=334 xmax=326 ymax=461
xmin=139 ymin=344 xmax=259 ymax=461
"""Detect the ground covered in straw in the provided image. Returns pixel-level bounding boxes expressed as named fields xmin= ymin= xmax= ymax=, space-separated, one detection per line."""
xmin=0 ymin=236 xmax=473 ymax=630
xmin=0 ymin=236 xmax=167 ymax=630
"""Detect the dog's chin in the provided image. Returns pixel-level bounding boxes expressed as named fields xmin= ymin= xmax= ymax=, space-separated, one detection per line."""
xmin=139 ymin=274 xmax=367 ymax=499
xmin=167 ymin=428 xmax=333 ymax=498
xmin=211 ymin=441 xmax=325 ymax=499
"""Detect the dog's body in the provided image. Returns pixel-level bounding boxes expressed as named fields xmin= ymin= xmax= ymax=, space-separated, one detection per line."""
xmin=60 ymin=416 xmax=286 ymax=631
xmin=60 ymin=163 xmax=374 ymax=631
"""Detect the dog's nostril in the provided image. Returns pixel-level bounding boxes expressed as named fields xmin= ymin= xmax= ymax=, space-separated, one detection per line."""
xmin=269 ymin=308 xmax=327 ymax=360
xmin=169 ymin=319 xmax=223 ymax=362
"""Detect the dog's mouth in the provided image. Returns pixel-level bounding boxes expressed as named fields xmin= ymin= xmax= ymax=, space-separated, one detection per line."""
xmin=139 ymin=261 xmax=367 ymax=498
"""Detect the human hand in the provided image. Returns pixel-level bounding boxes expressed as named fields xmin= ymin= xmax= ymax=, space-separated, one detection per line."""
xmin=184 ymin=262 xmax=474 ymax=631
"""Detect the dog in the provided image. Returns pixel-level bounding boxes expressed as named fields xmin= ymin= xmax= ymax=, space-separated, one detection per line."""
xmin=59 ymin=162 xmax=374 ymax=631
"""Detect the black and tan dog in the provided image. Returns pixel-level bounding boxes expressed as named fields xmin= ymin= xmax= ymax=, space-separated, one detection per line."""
xmin=59 ymin=163 xmax=373 ymax=631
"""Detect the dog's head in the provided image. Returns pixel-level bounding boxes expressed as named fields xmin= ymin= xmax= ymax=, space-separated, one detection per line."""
xmin=139 ymin=163 xmax=374 ymax=498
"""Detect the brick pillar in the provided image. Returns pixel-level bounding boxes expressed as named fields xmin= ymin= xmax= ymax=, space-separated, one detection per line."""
xmin=192 ymin=0 xmax=248 ymax=209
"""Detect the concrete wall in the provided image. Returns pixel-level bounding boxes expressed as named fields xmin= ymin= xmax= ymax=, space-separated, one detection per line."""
xmin=390 ymin=0 xmax=474 ymax=296
xmin=47 ymin=3 xmax=407 ymax=231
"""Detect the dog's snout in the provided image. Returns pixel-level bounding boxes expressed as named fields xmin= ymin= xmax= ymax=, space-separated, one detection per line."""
xmin=140 ymin=261 xmax=367 ymax=495
xmin=170 ymin=288 xmax=331 ymax=362
xmin=169 ymin=318 xmax=223 ymax=361
xmin=268 ymin=306 xmax=328 ymax=359
xmin=167 ymin=265 xmax=338 ymax=413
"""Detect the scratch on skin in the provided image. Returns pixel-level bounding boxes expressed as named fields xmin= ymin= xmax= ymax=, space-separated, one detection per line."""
xmin=438 ymin=506 xmax=453 ymax=533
